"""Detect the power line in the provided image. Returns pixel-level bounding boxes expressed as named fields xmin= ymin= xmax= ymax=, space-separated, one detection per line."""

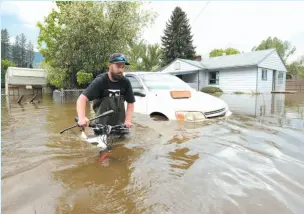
xmin=192 ymin=1 xmax=210 ymax=26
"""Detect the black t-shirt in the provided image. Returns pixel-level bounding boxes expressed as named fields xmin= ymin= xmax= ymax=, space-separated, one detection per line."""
xmin=82 ymin=72 xmax=135 ymax=103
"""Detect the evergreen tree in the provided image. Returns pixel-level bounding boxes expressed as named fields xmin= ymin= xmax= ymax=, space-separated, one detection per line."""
xmin=26 ymin=41 xmax=34 ymax=68
xmin=20 ymin=33 xmax=27 ymax=67
xmin=160 ymin=6 xmax=196 ymax=66
xmin=1 ymin=29 xmax=11 ymax=60
xmin=12 ymin=35 xmax=22 ymax=66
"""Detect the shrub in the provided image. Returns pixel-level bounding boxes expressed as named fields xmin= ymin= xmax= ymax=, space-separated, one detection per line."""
xmin=76 ymin=70 xmax=93 ymax=86
xmin=233 ymin=91 xmax=245 ymax=94
xmin=200 ymin=86 xmax=223 ymax=93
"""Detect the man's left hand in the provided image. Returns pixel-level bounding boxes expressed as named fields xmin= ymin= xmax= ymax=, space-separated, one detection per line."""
xmin=124 ymin=120 xmax=132 ymax=128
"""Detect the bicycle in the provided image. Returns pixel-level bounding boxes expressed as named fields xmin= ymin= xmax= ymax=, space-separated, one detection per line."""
xmin=60 ymin=110 xmax=130 ymax=163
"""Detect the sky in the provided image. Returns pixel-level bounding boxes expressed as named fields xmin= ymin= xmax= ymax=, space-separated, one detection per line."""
xmin=1 ymin=1 xmax=304 ymax=63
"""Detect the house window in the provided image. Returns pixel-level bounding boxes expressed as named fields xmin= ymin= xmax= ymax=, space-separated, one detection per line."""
xmin=262 ymin=69 xmax=267 ymax=80
xmin=278 ymin=71 xmax=284 ymax=84
xmin=209 ymin=71 xmax=219 ymax=85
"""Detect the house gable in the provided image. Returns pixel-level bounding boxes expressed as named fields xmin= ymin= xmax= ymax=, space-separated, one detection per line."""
xmin=258 ymin=50 xmax=287 ymax=72
xmin=160 ymin=59 xmax=203 ymax=73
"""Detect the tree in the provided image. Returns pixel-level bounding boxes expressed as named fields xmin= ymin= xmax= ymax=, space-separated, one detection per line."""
xmin=19 ymin=33 xmax=27 ymax=67
xmin=160 ymin=6 xmax=196 ymax=66
xmin=209 ymin=47 xmax=240 ymax=57
xmin=12 ymin=35 xmax=21 ymax=66
xmin=125 ymin=40 xmax=147 ymax=71
xmin=286 ymin=55 xmax=304 ymax=80
xmin=225 ymin=47 xmax=240 ymax=55
xmin=126 ymin=40 xmax=162 ymax=71
xmin=1 ymin=29 xmax=11 ymax=60
xmin=37 ymin=1 xmax=156 ymax=88
xmin=142 ymin=44 xmax=162 ymax=71
xmin=26 ymin=41 xmax=35 ymax=68
xmin=1 ymin=59 xmax=16 ymax=87
xmin=252 ymin=36 xmax=296 ymax=63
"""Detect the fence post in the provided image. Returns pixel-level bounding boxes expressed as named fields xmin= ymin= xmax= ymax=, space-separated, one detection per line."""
xmin=60 ymin=88 xmax=63 ymax=104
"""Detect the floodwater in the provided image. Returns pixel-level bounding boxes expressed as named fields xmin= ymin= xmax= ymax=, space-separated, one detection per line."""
xmin=1 ymin=92 xmax=304 ymax=214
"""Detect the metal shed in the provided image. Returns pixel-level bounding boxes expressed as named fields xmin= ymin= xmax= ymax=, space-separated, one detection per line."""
xmin=5 ymin=67 xmax=47 ymax=96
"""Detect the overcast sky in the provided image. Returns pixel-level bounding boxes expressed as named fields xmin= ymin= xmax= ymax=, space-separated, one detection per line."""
xmin=1 ymin=1 xmax=303 ymax=63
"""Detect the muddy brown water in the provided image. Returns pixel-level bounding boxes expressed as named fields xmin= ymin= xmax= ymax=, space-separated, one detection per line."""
xmin=1 ymin=92 xmax=304 ymax=214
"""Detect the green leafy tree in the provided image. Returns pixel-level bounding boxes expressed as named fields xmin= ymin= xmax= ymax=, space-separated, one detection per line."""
xmin=286 ymin=55 xmax=304 ymax=80
xmin=126 ymin=40 xmax=162 ymax=71
xmin=209 ymin=47 xmax=240 ymax=57
xmin=161 ymin=6 xmax=196 ymax=66
xmin=37 ymin=1 xmax=156 ymax=88
xmin=126 ymin=40 xmax=147 ymax=71
xmin=225 ymin=47 xmax=240 ymax=55
xmin=142 ymin=44 xmax=162 ymax=71
xmin=252 ymin=36 xmax=296 ymax=63
xmin=76 ymin=70 xmax=93 ymax=87
xmin=209 ymin=49 xmax=225 ymax=57
xmin=1 ymin=59 xmax=16 ymax=87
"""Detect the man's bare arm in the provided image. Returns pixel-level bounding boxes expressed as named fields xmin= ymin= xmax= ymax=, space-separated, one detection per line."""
xmin=125 ymin=102 xmax=134 ymax=127
xmin=76 ymin=94 xmax=89 ymax=126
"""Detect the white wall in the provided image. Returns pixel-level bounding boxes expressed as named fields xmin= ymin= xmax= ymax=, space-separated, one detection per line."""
xmin=258 ymin=51 xmax=287 ymax=72
xmin=162 ymin=59 xmax=201 ymax=73
xmin=275 ymin=71 xmax=286 ymax=91
xmin=257 ymin=67 xmax=273 ymax=93
xmin=257 ymin=50 xmax=287 ymax=92
xmin=205 ymin=67 xmax=258 ymax=93
xmin=198 ymin=70 xmax=208 ymax=90
xmin=256 ymin=68 xmax=286 ymax=93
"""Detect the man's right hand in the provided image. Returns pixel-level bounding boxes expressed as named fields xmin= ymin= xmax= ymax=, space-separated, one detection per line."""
xmin=77 ymin=117 xmax=90 ymax=127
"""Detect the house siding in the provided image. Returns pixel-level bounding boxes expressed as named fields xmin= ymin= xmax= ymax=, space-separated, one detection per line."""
xmin=204 ymin=67 xmax=258 ymax=93
xmin=198 ymin=70 xmax=208 ymax=90
xmin=257 ymin=67 xmax=273 ymax=93
xmin=162 ymin=59 xmax=202 ymax=73
xmin=258 ymin=51 xmax=287 ymax=72
xmin=257 ymin=68 xmax=286 ymax=92
xmin=275 ymin=71 xmax=286 ymax=91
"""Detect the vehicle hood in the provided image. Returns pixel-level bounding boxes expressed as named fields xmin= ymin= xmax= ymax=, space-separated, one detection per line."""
xmin=150 ymin=89 xmax=227 ymax=113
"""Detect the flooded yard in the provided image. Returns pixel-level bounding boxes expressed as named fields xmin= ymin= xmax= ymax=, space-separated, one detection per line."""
xmin=2 ymin=92 xmax=304 ymax=214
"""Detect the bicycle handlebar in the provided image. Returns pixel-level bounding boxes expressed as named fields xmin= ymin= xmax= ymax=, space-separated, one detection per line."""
xmin=59 ymin=110 xmax=114 ymax=134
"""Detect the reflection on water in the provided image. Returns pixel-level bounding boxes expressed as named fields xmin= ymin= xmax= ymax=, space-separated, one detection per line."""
xmin=1 ymin=92 xmax=304 ymax=214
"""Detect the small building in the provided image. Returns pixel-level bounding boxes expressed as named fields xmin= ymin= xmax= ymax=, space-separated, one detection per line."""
xmin=159 ymin=48 xmax=287 ymax=93
xmin=5 ymin=67 xmax=49 ymax=96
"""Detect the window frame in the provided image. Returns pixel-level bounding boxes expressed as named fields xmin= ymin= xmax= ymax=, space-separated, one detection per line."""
xmin=208 ymin=71 xmax=219 ymax=85
xmin=278 ymin=71 xmax=284 ymax=84
xmin=262 ymin=69 xmax=267 ymax=81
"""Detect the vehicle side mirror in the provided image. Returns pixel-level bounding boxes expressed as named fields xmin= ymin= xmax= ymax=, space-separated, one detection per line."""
xmin=134 ymin=89 xmax=146 ymax=97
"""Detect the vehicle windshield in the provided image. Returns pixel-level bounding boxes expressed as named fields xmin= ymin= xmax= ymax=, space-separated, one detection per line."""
xmin=138 ymin=73 xmax=191 ymax=90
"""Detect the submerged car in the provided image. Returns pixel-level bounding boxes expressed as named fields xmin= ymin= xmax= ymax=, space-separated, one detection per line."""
xmin=124 ymin=72 xmax=232 ymax=122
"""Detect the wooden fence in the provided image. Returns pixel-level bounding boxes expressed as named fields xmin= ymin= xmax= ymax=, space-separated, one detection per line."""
xmin=286 ymin=80 xmax=304 ymax=91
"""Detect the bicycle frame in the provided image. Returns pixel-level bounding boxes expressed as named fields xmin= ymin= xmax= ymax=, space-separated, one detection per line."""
xmin=81 ymin=123 xmax=130 ymax=152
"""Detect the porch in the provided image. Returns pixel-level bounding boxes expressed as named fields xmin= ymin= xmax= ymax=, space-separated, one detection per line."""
xmin=165 ymin=70 xmax=200 ymax=91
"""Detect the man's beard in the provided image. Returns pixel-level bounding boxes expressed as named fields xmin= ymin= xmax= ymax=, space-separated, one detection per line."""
xmin=111 ymin=72 xmax=123 ymax=81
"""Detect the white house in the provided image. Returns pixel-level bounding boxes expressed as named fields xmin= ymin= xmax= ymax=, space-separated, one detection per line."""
xmin=5 ymin=67 xmax=49 ymax=96
xmin=159 ymin=48 xmax=287 ymax=93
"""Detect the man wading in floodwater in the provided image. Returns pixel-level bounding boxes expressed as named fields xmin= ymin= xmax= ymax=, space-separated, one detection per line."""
xmin=76 ymin=53 xmax=135 ymax=129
